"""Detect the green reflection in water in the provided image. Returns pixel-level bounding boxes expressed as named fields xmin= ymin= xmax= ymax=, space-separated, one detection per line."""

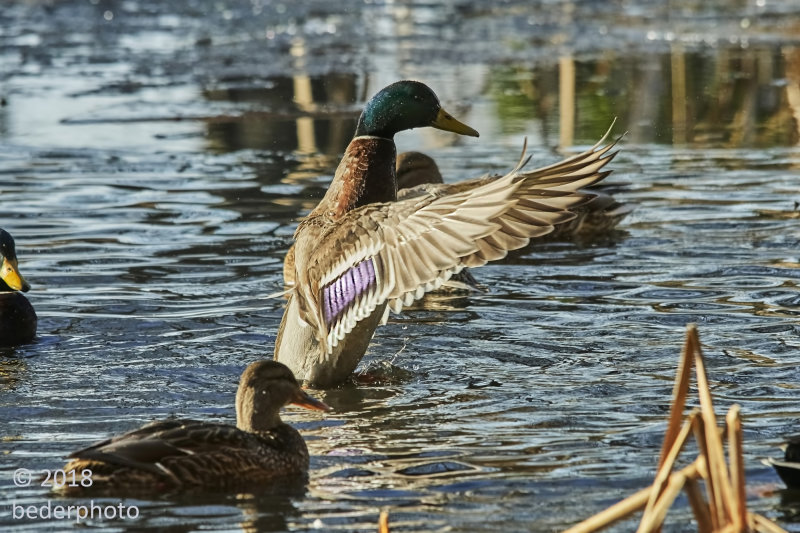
xmin=488 ymin=44 xmax=800 ymax=148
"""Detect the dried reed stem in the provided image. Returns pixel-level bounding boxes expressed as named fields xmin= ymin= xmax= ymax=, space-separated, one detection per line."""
xmin=378 ymin=510 xmax=390 ymax=533
xmin=638 ymin=412 xmax=699 ymax=532
xmin=692 ymin=326 xmax=736 ymax=526
xmin=563 ymin=461 xmax=702 ymax=533
xmin=637 ymin=459 xmax=703 ymax=532
xmin=658 ymin=326 xmax=695 ymax=469
xmin=726 ymin=405 xmax=746 ymax=529
xmin=750 ymin=512 xmax=789 ymax=533
xmin=684 ymin=477 xmax=713 ymax=533
xmin=562 ymin=325 xmax=788 ymax=533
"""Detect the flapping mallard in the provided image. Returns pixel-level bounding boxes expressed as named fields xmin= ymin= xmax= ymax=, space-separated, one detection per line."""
xmin=284 ymin=150 xmax=629 ymax=293
xmin=275 ymin=80 xmax=620 ymax=387
xmin=0 ymin=229 xmax=36 ymax=346
xmin=60 ymin=361 xmax=329 ymax=492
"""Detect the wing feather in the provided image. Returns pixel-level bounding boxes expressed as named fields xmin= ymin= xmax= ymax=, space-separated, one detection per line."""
xmin=298 ymin=131 xmax=622 ymax=353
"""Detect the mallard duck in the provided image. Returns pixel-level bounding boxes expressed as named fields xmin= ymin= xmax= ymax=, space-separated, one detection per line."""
xmin=764 ymin=435 xmax=800 ymax=489
xmin=0 ymin=228 xmax=36 ymax=346
xmin=60 ymin=361 xmax=330 ymax=492
xmin=285 ymin=149 xmax=629 ymax=292
xmin=274 ymin=80 xmax=620 ymax=388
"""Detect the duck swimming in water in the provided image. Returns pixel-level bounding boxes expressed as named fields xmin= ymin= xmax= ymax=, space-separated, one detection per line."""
xmin=61 ymin=361 xmax=329 ymax=492
xmin=764 ymin=435 xmax=800 ymax=489
xmin=0 ymin=228 xmax=36 ymax=346
xmin=274 ymin=80 xmax=620 ymax=388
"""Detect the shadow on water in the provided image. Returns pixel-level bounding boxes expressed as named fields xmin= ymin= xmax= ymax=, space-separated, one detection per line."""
xmin=1 ymin=0 xmax=800 ymax=531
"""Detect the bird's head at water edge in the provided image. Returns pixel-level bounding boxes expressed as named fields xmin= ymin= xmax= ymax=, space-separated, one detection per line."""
xmin=236 ymin=361 xmax=331 ymax=431
xmin=0 ymin=229 xmax=30 ymax=293
xmin=354 ymin=80 xmax=479 ymax=139
xmin=396 ymin=151 xmax=444 ymax=190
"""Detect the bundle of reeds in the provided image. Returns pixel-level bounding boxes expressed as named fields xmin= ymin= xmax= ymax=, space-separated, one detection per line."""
xmin=564 ymin=324 xmax=786 ymax=533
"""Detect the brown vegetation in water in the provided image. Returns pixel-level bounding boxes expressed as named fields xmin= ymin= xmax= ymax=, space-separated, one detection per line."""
xmin=564 ymin=324 xmax=786 ymax=533
xmin=376 ymin=325 xmax=787 ymax=533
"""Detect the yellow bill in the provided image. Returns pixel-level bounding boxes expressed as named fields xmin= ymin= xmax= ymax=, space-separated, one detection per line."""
xmin=1 ymin=258 xmax=30 ymax=292
xmin=431 ymin=108 xmax=479 ymax=137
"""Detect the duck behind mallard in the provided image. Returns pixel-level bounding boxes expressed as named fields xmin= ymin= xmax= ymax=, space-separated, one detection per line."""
xmin=275 ymin=80 xmax=621 ymax=388
xmin=0 ymin=228 xmax=36 ymax=346
xmin=61 ymin=361 xmax=329 ymax=492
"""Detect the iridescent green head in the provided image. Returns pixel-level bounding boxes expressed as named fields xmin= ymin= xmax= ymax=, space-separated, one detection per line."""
xmin=355 ymin=80 xmax=479 ymax=139
xmin=0 ymin=229 xmax=30 ymax=293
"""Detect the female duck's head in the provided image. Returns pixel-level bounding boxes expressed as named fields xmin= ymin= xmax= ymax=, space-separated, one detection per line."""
xmin=355 ymin=80 xmax=479 ymax=139
xmin=235 ymin=360 xmax=330 ymax=432
xmin=0 ymin=229 xmax=30 ymax=293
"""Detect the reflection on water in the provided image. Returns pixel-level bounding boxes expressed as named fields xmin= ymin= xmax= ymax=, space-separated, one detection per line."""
xmin=1 ymin=0 xmax=800 ymax=532
xmin=0 ymin=355 xmax=25 ymax=391
xmin=203 ymin=73 xmax=360 ymax=155
xmin=490 ymin=44 xmax=800 ymax=148
xmin=196 ymin=39 xmax=800 ymax=158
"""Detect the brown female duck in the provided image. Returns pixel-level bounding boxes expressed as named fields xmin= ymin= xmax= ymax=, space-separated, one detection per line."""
xmin=0 ymin=229 xmax=36 ymax=346
xmin=275 ymin=80 xmax=620 ymax=388
xmin=61 ymin=361 xmax=329 ymax=492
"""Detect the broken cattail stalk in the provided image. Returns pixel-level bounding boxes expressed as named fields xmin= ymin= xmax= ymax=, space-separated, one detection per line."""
xmin=563 ymin=325 xmax=788 ymax=533
xmin=639 ymin=411 xmax=700 ymax=531
xmin=684 ymin=477 xmax=713 ymax=533
xmin=563 ymin=461 xmax=703 ymax=533
xmin=658 ymin=326 xmax=695 ymax=469
xmin=378 ymin=510 xmax=389 ymax=533
xmin=690 ymin=325 xmax=735 ymax=526
xmin=637 ymin=459 xmax=704 ymax=532
xmin=726 ymin=406 xmax=746 ymax=530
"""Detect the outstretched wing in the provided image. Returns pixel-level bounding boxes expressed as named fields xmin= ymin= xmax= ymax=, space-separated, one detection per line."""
xmin=297 ymin=132 xmax=620 ymax=356
xmin=459 ymin=133 xmax=620 ymax=266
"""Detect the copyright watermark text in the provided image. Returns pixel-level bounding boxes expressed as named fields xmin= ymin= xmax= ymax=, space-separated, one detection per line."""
xmin=11 ymin=500 xmax=140 ymax=523
xmin=8 ymin=467 xmax=140 ymax=523
xmin=13 ymin=468 xmax=93 ymax=488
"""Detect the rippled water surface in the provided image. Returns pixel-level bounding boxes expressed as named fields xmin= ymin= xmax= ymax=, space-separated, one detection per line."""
xmin=2 ymin=1 xmax=800 ymax=531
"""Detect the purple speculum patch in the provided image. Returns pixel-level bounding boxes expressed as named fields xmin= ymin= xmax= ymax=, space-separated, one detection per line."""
xmin=323 ymin=258 xmax=377 ymax=327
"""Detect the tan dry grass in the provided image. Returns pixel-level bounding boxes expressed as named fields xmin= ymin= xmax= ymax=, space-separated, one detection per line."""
xmin=563 ymin=324 xmax=786 ymax=533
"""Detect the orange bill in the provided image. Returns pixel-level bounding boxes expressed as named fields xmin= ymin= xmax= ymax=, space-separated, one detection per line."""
xmin=292 ymin=389 xmax=332 ymax=412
